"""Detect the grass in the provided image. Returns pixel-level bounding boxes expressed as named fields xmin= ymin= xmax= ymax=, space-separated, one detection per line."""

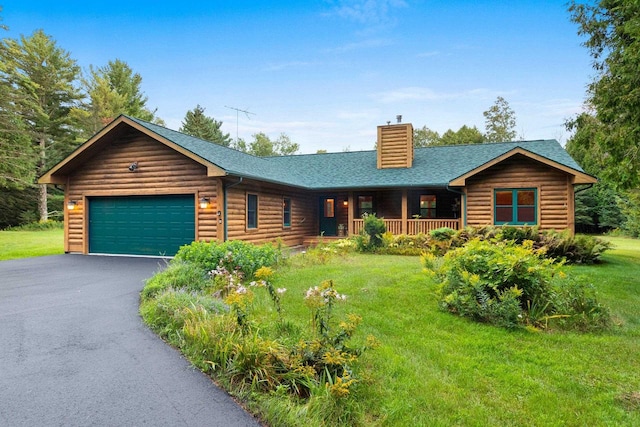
xmin=139 ymin=236 xmax=640 ymax=426
xmin=260 ymin=238 xmax=640 ymax=426
xmin=0 ymin=228 xmax=64 ymax=260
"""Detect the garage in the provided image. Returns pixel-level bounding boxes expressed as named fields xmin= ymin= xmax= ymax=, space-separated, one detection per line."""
xmin=88 ymin=195 xmax=195 ymax=256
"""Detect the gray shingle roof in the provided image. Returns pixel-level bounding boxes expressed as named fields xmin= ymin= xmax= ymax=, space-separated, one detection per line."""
xmin=127 ymin=115 xmax=588 ymax=190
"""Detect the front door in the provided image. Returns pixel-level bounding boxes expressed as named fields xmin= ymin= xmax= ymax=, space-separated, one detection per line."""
xmin=319 ymin=196 xmax=337 ymax=236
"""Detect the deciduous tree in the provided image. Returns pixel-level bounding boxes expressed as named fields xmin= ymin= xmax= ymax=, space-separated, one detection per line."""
xmin=413 ymin=126 xmax=441 ymax=147
xmin=440 ymin=125 xmax=485 ymax=145
xmin=483 ymin=96 xmax=517 ymax=142
xmin=235 ymin=132 xmax=299 ymax=156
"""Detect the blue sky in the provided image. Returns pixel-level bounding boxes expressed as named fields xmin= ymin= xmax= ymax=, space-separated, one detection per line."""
xmin=3 ymin=1 xmax=592 ymax=153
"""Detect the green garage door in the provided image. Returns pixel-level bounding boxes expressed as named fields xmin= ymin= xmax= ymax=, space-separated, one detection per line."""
xmin=89 ymin=195 xmax=195 ymax=256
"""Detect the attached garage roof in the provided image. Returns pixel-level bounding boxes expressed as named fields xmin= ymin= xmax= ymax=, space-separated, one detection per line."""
xmin=40 ymin=115 xmax=596 ymax=188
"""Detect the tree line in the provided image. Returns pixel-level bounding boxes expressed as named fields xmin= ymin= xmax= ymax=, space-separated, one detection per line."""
xmin=2 ymin=1 xmax=638 ymax=235
xmin=0 ymin=12 xmax=299 ymax=228
xmin=564 ymin=0 xmax=640 ymax=236
xmin=413 ymin=95 xmax=518 ymax=147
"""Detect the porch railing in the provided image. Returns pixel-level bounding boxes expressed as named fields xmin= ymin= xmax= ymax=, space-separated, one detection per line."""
xmin=407 ymin=219 xmax=461 ymax=234
xmin=352 ymin=218 xmax=460 ymax=235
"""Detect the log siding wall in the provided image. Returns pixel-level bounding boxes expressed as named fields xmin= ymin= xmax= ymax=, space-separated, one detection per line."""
xmin=59 ymin=130 xmax=578 ymax=254
xmin=65 ymin=136 xmax=218 ymax=253
xmin=465 ymin=155 xmax=573 ymax=231
xmin=225 ymin=180 xmax=317 ymax=246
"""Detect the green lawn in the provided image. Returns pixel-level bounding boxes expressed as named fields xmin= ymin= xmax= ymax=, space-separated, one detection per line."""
xmin=266 ymin=237 xmax=640 ymax=426
xmin=0 ymin=228 xmax=64 ymax=260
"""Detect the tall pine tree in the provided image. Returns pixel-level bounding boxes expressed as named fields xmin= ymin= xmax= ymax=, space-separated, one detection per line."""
xmin=179 ymin=105 xmax=231 ymax=146
xmin=0 ymin=29 xmax=82 ymax=221
xmin=73 ymin=59 xmax=162 ymax=138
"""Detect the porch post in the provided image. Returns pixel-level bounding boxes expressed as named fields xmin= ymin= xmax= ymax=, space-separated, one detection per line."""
xmin=401 ymin=189 xmax=408 ymax=234
xmin=216 ymin=178 xmax=225 ymax=242
xmin=347 ymin=192 xmax=354 ymax=236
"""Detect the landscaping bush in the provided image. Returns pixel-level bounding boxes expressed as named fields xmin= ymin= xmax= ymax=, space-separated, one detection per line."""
xmin=141 ymin=260 xmax=210 ymax=301
xmin=539 ymin=231 xmax=611 ymax=264
xmin=423 ymin=238 xmax=611 ymax=330
xmin=6 ymin=220 xmax=63 ymax=231
xmin=360 ymin=213 xmax=386 ymax=251
xmin=140 ymin=244 xmax=376 ymax=426
xmin=551 ymin=281 xmax=611 ymax=331
xmin=382 ymin=233 xmax=431 ymax=255
xmin=175 ymin=239 xmax=284 ymax=278
xmin=140 ymin=289 xmax=227 ymax=340
xmin=424 ymin=239 xmax=558 ymax=328
xmin=297 ymin=239 xmax=353 ymax=265
xmin=422 ymin=225 xmax=610 ymax=264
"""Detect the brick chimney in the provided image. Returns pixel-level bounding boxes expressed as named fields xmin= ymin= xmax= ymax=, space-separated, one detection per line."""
xmin=377 ymin=120 xmax=414 ymax=169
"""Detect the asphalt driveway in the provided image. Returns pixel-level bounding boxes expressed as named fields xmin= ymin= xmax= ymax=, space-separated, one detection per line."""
xmin=0 ymin=255 xmax=261 ymax=427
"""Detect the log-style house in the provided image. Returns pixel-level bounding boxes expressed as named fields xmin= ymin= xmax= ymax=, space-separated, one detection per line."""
xmin=39 ymin=115 xmax=596 ymax=256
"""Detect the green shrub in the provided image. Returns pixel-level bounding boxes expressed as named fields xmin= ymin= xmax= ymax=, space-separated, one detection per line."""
xmin=539 ymin=231 xmax=611 ymax=264
xmin=175 ymin=240 xmax=284 ymax=278
xmin=361 ymin=214 xmax=386 ymax=250
xmin=140 ymin=289 xmax=227 ymax=340
xmin=423 ymin=225 xmax=610 ymax=264
xmin=429 ymin=227 xmax=456 ymax=241
xmin=141 ymin=260 xmax=210 ymax=301
xmin=424 ymin=238 xmax=612 ymax=330
xmin=297 ymin=239 xmax=346 ymax=265
xmin=551 ymin=280 xmax=612 ymax=331
xmin=140 ymin=258 xmax=376 ymax=425
xmin=7 ymin=220 xmax=63 ymax=231
xmin=382 ymin=233 xmax=431 ymax=256
xmin=425 ymin=239 xmax=558 ymax=328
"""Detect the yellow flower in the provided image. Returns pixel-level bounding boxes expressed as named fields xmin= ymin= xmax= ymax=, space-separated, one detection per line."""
xmin=255 ymin=266 xmax=274 ymax=280
xmin=327 ymin=375 xmax=357 ymax=398
xmin=366 ymin=334 xmax=381 ymax=349
xmin=322 ymin=349 xmax=346 ymax=365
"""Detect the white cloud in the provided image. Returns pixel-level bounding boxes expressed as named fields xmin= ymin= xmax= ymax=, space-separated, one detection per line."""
xmin=335 ymin=108 xmax=381 ymax=120
xmin=516 ymin=98 xmax=586 ymax=119
xmin=324 ymin=38 xmax=393 ymax=53
xmin=372 ymin=87 xmax=510 ymax=104
xmin=326 ymin=0 xmax=409 ymax=25
xmin=416 ymin=50 xmax=441 ymax=58
xmin=263 ymin=61 xmax=320 ymax=72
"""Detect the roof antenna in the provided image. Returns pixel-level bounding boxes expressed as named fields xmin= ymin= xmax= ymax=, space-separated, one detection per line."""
xmin=225 ymin=105 xmax=256 ymax=143
xmin=396 ymin=114 xmax=402 ymax=124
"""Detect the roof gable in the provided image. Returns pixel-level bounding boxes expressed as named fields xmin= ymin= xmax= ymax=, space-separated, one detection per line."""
xmin=40 ymin=115 xmax=596 ymax=188
xmin=39 ymin=115 xmax=226 ymax=184
xmin=448 ymin=146 xmax=596 ymax=185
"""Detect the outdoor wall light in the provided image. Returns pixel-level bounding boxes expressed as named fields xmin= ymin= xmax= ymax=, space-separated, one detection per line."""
xmin=199 ymin=197 xmax=210 ymax=209
xmin=67 ymin=200 xmax=77 ymax=210
xmin=343 ymin=200 xmax=348 ymax=207
xmin=128 ymin=161 xmax=138 ymax=172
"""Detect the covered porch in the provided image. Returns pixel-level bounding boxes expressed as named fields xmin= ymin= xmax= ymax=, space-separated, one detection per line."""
xmin=352 ymin=217 xmax=461 ymax=235
xmin=316 ymin=188 xmax=462 ymax=237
